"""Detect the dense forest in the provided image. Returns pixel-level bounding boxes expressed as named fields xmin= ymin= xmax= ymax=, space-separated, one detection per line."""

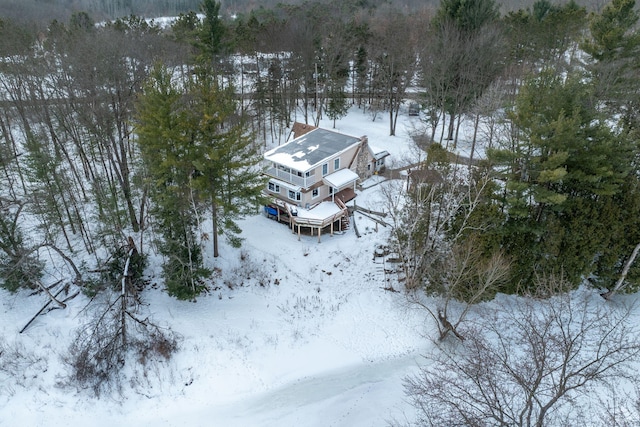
xmin=0 ymin=0 xmax=616 ymax=24
xmin=0 ymin=0 xmax=638 ymax=299
xmin=1 ymin=0 xmax=639 ymax=416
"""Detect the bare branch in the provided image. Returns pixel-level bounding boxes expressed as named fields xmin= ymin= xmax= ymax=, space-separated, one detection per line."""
xmin=405 ymin=281 xmax=640 ymax=427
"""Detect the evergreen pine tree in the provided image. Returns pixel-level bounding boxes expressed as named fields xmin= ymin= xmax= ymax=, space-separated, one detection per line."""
xmin=135 ymin=65 xmax=208 ymax=299
xmin=486 ymin=70 xmax=635 ymax=289
xmin=135 ymin=64 xmax=265 ymax=298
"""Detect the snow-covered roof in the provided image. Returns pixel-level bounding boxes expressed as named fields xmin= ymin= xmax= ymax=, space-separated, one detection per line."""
xmin=264 ymin=128 xmax=362 ymax=172
xmin=368 ymin=143 xmax=390 ymax=160
xmin=323 ymin=168 xmax=359 ymax=189
xmin=266 ymin=177 xmax=301 ymax=192
xmin=372 ymin=150 xmax=390 ymax=161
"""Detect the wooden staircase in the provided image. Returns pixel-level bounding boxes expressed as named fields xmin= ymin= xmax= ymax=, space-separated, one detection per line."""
xmin=335 ymin=198 xmax=350 ymax=231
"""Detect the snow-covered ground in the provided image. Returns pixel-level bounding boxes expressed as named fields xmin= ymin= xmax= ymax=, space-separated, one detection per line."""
xmin=2 ymin=103 xmax=640 ymax=426
xmin=0 ymin=107 xmax=434 ymax=426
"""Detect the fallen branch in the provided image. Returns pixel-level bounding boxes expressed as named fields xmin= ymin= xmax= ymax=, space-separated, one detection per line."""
xmin=354 ymin=208 xmax=390 ymax=227
xmin=28 ymin=280 xmax=60 ymax=296
xmin=35 ymin=279 xmax=66 ymax=309
xmin=353 ymin=205 xmax=387 ymax=217
xmin=351 ymin=212 xmax=361 ymax=238
xmin=20 ymin=282 xmax=68 ymax=334
xmin=42 ymin=243 xmax=83 ymax=285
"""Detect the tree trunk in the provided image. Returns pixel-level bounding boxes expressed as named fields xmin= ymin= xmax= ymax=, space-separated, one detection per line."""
xmin=439 ymin=108 xmax=446 ymax=145
xmin=447 ymin=112 xmax=455 ymax=141
xmin=603 ymin=242 xmax=640 ymax=299
xmin=212 ymin=199 xmax=219 ymax=258
xmin=438 ymin=309 xmax=464 ymax=341
xmin=429 ymin=109 xmax=440 ymax=143
xmin=470 ymin=112 xmax=480 ymax=166
xmin=454 ymin=113 xmax=462 ymax=149
xmin=389 ymin=105 xmax=395 ymax=136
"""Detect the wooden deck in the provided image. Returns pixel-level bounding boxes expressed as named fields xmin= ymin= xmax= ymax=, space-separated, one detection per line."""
xmin=264 ymin=198 xmax=350 ymax=242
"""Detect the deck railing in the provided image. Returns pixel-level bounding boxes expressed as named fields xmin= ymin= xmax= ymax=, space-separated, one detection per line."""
xmin=265 ymin=166 xmax=316 ymax=189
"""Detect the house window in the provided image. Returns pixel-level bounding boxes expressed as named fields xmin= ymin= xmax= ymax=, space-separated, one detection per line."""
xmin=367 ymin=164 xmax=371 ymax=171
xmin=268 ymin=182 xmax=280 ymax=193
xmin=288 ymin=190 xmax=301 ymax=201
xmin=329 ymin=186 xmax=334 ymax=195
xmin=334 ymin=158 xmax=340 ymax=170
xmin=322 ymin=163 xmax=328 ymax=176
xmin=312 ymin=188 xmax=319 ymax=198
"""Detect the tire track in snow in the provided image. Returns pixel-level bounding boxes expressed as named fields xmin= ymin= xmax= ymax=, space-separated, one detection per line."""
xmin=208 ymin=350 xmax=424 ymax=426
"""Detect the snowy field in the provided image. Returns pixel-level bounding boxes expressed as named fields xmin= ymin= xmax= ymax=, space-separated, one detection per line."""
xmin=3 ymin=105 xmax=638 ymax=426
xmin=0 ymin=107 xmax=434 ymax=426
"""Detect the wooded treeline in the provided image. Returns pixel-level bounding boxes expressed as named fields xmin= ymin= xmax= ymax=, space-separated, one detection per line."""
xmin=0 ymin=0 xmax=612 ymax=25
xmin=0 ymin=0 xmax=639 ymax=302
xmin=367 ymin=0 xmax=639 ymax=297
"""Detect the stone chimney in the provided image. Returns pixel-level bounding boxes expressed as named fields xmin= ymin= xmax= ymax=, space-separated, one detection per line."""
xmin=355 ymin=136 xmax=370 ymax=179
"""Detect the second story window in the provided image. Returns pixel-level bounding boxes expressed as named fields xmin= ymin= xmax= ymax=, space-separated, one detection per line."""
xmin=334 ymin=158 xmax=340 ymax=171
xmin=322 ymin=163 xmax=328 ymax=176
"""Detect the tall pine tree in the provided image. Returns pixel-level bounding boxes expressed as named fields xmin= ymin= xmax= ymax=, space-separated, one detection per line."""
xmin=135 ymin=64 xmax=264 ymax=299
xmin=135 ymin=65 xmax=207 ymax=299
xmin=485 ymin=70 xmax=635 ymax=290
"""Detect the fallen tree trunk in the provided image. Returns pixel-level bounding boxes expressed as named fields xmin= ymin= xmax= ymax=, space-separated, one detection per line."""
xmin=20 ymin=281 xmax=65 ymax=334
xmin=354 ymin=208 xmax=389 ymax=227
xmin=35 ymin=279 xmax=66 ymax=309
xmin=353 ymin=205 xmax=387 ymax=217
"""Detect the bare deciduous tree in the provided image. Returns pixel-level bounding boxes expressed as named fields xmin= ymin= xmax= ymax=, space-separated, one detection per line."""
xmin=385 ymin=156 xmax=495 ymax=292
xmin=368 ymin=8 xmax=420 ymax=136
xmin=384 ymin=149 xmax=509 ymax=340
xmin=404 ymin=279 xmax=640 ymax=427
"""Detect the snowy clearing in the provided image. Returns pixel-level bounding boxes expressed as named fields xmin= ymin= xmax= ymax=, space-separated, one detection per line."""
xmin=0 ymin=107 xmax=432 ymax=426
xmin=2 ymin=106 xmax=639 ymax=426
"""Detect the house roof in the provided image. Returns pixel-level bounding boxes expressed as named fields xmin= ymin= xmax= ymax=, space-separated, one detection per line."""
xmin=372 ymin=149 xmax=390 ymax=161
xmin=368 ymin=143 xmax=390 ymax=160
xmin=264 ymin=128 xmax=362 ymax=172
xmin=323 ymin=168 xmax=359 ymax=189
xmin=267 ymin=177 xmax=301 ymax=192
